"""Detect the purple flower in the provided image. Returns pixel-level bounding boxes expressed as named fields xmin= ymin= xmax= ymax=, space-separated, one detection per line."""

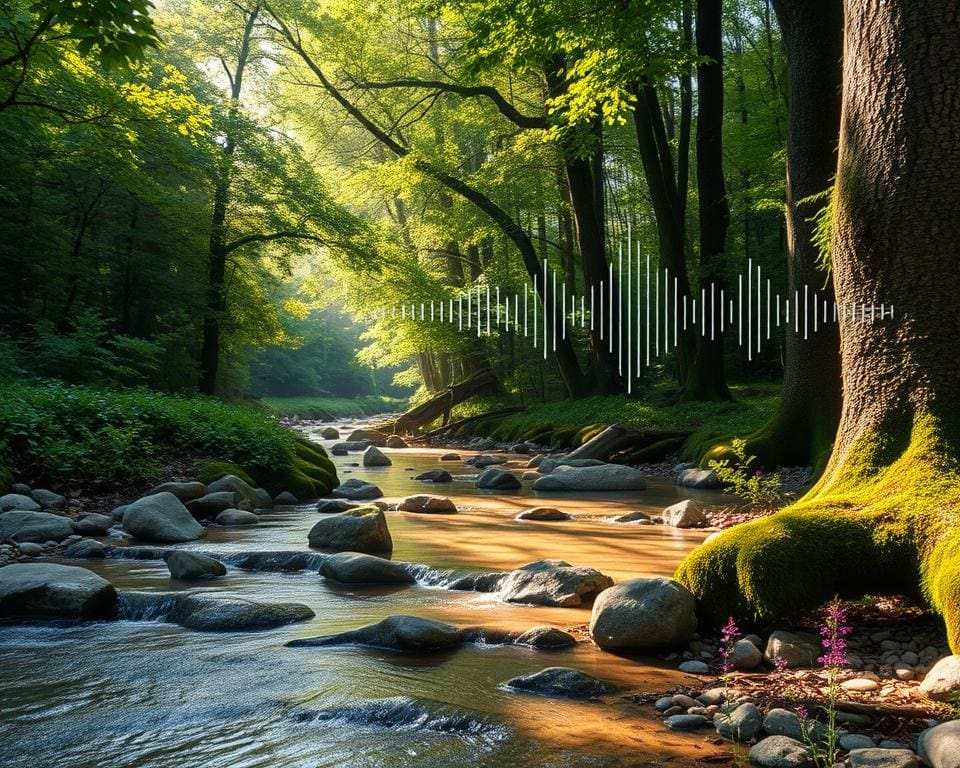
xmin=719 ymin=616 xmax=739 ymax=674
xmin=796 ymin=704 xmax=808 ymax=721
xmin=817 ymin=600 xmax=851 ymax=668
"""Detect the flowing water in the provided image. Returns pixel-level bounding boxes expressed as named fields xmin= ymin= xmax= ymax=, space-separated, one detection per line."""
xmin=0 ymin=423 xmax=734 ymax=768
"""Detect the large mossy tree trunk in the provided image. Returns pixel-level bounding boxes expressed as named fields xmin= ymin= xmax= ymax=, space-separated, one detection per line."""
xmin=711 ymin=0 xmax=843 ymax=469
xmin=677 ymin=0 xmax=960 ymax=649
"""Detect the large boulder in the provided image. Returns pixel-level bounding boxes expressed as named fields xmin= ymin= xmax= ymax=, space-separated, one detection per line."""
xmin=0 ymin=562 xmax=116 ymax=619
xmin=385 ymin=435 xmax=407 ymax=448
xmin=320 ymin=427 xmax=340 ymax=439
xmin=363 ymin=446 xmax=392 ymax=467
xmin=185 ymin=491 xmax=236 ymax=518
xmin=308 ymin=506 xmax=392 ymax=553
xmin=918 ymin=655 xmax=960 ymax=701
xmin=170 ymin=594 xmax=314 ymax=631
xmin=347 ymin=429 xmax=389 ymax=446
xmin=498 ymin=559 xmax=614 ymax=607
xmin=532 ymin=464 xmax=647 ymax=492
xmin=537 ymin=458 xmax=606 ymax=474
xmin=75 ymin=513 xmax=113 ymax=535
xmin=215 ymin=509 xmax=259 ymax=526
xmin=0 ymin=493 xmax=40 ymax=512
xmin=319 ymin=552 xmax=415 ymax=585
xmin=122 ymin=492 xmax=205 ymax=543
xmin=715 ymin=702 xmax=762 ymax=741
xmin=475 ymin=468 xmax=522 ymax=490
xmin=273 ymin=491 xmax=298 ymax=505
xmin=514 ymin=626 xmax=577 ymax=649
xmin=505 ymin=667 xmax=610 ymax=698
xmin=588 ymin=577 xmax=697 ymax=650
xmin=0 ymin=510 xmax=74 ymax=543
xmin=398 ymin=495 xmax=457 ymax=514
xmin=676 ymin=468 xmax=721 ymax=489
xmin=919 ymin=720 xmax=960 ymax=768
xmin=31 ymin=489 xmax=67 ymax=509
xmin=64 ymin=538 xmax=105 ymax=558
xmin=288 ymin=614 xmax=463 ymax=652
xmin=166 ymin=551 xmax=227 ymax=580
xmin=332 ymin=478 xmax=383 ymax=500
xmin=146 ymin=481 xmax=207 ymax=502
xmin=661 ymin=500 xmax=708 ymax=528
xmin=208 ymin=474 xmax=261 ymax=509
xmin=764 ymin=630 xmax=820 ymax=668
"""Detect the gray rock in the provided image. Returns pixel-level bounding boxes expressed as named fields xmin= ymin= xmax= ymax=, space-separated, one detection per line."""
xmin=146 ymin=481 xmax=207 ymax=502
xmin=665 ymin=714 xmax=710 ymax=730
xmin=661 ymin=499 xmax=708 ymax=528
xmin=506 ymin=666 xmax=610 ymax=698
xmin=64 ymin=538 xmax=105 ymax=558
xmin=122 ymin=492 xmax=205 ymax=543
xmin=414 ymin=469 xmax=453 ymax=483
xmin=75 ymin=513 xmax=113 ymax=535
xmin=0 ymin=562 xmax=116 ymax=619
xmin=331 ymin=445 xmax=349 ymax=456
xmin=320 ymin=427 xmax=340 ymax=439
xmin=748 ymin=735 xmax=812 ymax=768
xmin=0 ymin=510 xmax=74 ymax=543
xmin=919 ymin=720 xmax=960 ymax=768
xmin=111 ymin=504 xmax=129 ymax=521
xmin=215 ymin=509 xmax=259 ymax=526
xmin=331 ymin=441 xmax=371 ymax=453
xmin=532 ymin=464 xmax=647 ymax=492
xmin=614 ymin=510 xmax=652 ymax=523
xmin=317 ymin=499 xmax=360 ymax=514
xmin=10 ymin=483 xmax=31 ymax=495
xmin=732 ymin=637 xmax=764 ymax=670
xmin=185 ymin=491 xmax=236 ymax=518
xmin=679 ymin=659 xmax=709 ymax=674
xmin=470 ymin=454 xmax=508 ymax=468
xmin=839 ymin=735 xmax=876 ymax=751
xmin=655 ymin=696 xmax=675 ymax=712
xmin=397 ymin=495 xmax=457 ymax=514
xmin=476 ymin=468 xmax=522 ymax=490
xmin=385 ymin=435 xmax=407 ymax=448
xmin=473 ymin=438 xmax=496 ymax=451
xmin=308 ymin=506 xmax=392 ymax=553
xmin=288 ymin=615 xmax=462 ymax=652
xmin=348 ymin=429 xmax=389 ymax=446
xmin=0 ymin=493 xmax=40 ymax=512
xmin=537 ymin=458 xmax=606 ymax=474
xmin=253 ymin=487 xmax=274 ymax=509
xmin=166 ymin=551 xmax=226 ymax=580
xmin=171 ymin=594 xmax=313 ymax=631
xmin=208 ymin=475 xmax=260 ymax=509
xmin=363 ymin=446 xmax=392 ymax=467
xmin=439 ymin=453 xmax=461 ymax=461
xmin=511 ymin=443 xmax=531 ymax=454
xmin=918 ymin=655 xmax=960 ymax=701
xmin=698 ymin=688 xmax=727 ymax=706
xmin=319 ymin=552 xmax=414 ymax=585
xmin=715 ymin=702 xmax=762 ymax=741
xmin=17 ymin=542 xmax=42 ymax=555
xmin=332 ymin=478 xmax=383 ymax=500
xmin=31 ymin=489 xmax=67 ymax=509
xmin=676 ymin=468 xmax=722 ymax=489
xmin=516 ymin=507 xmax=571 ymax=521
xmin=498 ymin=559 xmax=613 ymax=607
xmin=513 ymin=626 xmax=576 ymax=649
xmin=589 ymin=577 xmax=697 ymax=650
xmin=762 ymin=708 xmax=825 ymax=742
xmin=273 ymin=491 xmax=298 ymax=505
xmin=672 ymin=693 xmax=699 ymax=709
xmin=526 ymin=454 xmax=545 ymax=468
xmin=846 ymin=749 xmax=918 ymax=768
xmin=764 ymin=630 xmax=819 ymax=668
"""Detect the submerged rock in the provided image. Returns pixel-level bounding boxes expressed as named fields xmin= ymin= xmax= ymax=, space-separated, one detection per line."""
xmin=513 ymin=626 xmax=577 ymax=649
xmin=166 ymin=550 xmax=226 ymax=580
xmin=497 ymin=559 xmax=613 ymax=607
xmin=589 ymin=577 xmax=697 ymax=650
xmin=288 ymin=614 xmax=463 ymax=652
xmin=273 ymin=491 xmax=299 ymax=506
xmin=439 ymin=453 xmax=461 ymax=461
xmin=320 ymin=427 xmax=340 ymax=439
xmin=398 ymin=495 xmax=457 ymax=514
xmin=385 ymin=435 xmax=407 ymax=448
xmin=0 ymin=562 xmax=116 ymax=619
xmin=296 ymin=696 xmax=497 ymax=735
xmin=505 ymin=666 xmax=609 ymax=698
xmin=348 ymin=429 xmax=389 ymax=446
xmin=215 ymin=509 xmax=260 ymax=526
xmin=161 ymin=593 xmax=313 ymax=631
xmin=532 ymin=464 xmax=647 ymax=492
xmin=123 ymin=493 xmax=205 ymax=543
xmin=319 ymin=552 xmax=414 ymax=585
xmin=75 ymin=513 xmax=114 ymax=535
xmin=515 ymin=507 xmax=570 ymax=521
xmin=363 ymin=446 xmax=392 ymax=467
xmin=0 ymin=510 xmax=74 ymax=543
xmin=64 ymin=538 xmax=105 ymax=558
xmin=613 ymin=510 xmax=652 ymax=523
xmin=331 ymin=478 xmax=383 ymax=500
xmin=475 ymin=468 xmax=522 ymax=490
xmin=414 ymin=469 xmax=453 ymax=483
xmin=537 ymin=458 xmax=606 ymax=474
xmin=317 ymin=499 xmax=361 ymax=514
xmin=307 ymin=506 xmax=392 ymax=553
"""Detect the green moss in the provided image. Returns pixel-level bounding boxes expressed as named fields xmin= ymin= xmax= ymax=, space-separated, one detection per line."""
xmin=197 ymin=461 xmax=256 ymax=487
xmin=245 ymin=436 xmax=339 ymax=499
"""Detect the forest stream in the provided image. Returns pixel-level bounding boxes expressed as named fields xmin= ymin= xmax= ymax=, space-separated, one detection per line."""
xmin=0 ymin=420 xmax=734 ymax=768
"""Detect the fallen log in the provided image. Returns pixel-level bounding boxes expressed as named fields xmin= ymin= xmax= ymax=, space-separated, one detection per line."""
xmin=379 ymin=370 xmax=499 ymax=436
xmin=565 ymin=423 xmax=691 ymax=463
xmin=414 ymin=405 xmax=526 ymax=442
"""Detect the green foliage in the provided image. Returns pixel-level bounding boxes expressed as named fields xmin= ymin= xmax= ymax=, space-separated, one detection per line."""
xmin=197 ymin=461 xmax=255 ymax=487
xmin=709 ymin=438 xmax=783 ymax=511
xmin=38 ymin=0 xmax=160 ymax=68
xmin=264 ymin=395 xmax=409 ymax=420
xmin=799 ymin=186 xmax=835 ymax=281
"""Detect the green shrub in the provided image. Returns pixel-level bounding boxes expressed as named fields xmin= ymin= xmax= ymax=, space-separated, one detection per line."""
xmin=709 ymin=438 xmax=784 ymax=511
xmin=263 ymin=395 xmax=408 ymax=420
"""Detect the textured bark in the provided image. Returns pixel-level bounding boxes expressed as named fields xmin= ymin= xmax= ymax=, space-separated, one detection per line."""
xmin=736 ymin=0 xmax=843 ymax=469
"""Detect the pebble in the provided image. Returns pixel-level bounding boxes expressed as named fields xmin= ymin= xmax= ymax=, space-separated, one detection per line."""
xmin=654 ymin=696 xmax=674 ymax=712
xmin=664 ymin=714 xmax=709 ymax=731
xmin=18 ymin=542 xmax=42 ymax=556
xmin=842 ymin=678 xmax=881 ymax=692
xmin=678 ymin=660 xmax=709 ymax=674
xmin=839 ymin=733 xmax=876 ymax=750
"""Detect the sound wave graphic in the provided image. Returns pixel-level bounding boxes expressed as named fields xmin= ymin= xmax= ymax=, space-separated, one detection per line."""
xmin=377 ymin=244 xmax=893 ymax=393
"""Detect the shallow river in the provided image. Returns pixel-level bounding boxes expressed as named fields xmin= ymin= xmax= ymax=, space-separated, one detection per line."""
xmin=0 ymin=424 xmax=732 ymax=768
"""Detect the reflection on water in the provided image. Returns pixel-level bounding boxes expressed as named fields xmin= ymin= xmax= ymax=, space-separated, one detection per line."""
xmin=0 ymin=423 xmax=732 ymax=767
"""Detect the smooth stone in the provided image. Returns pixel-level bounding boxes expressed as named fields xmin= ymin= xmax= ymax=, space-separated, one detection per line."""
xmin=918 ymin=655 xmax=960 ymax=701
xmin=385 ymin=435 xmax=407 ymax=448
xmin=661 ymin=499 xmax=708 ymax=528
xmin=215 ymin=509 xmax=259 ymax=526
xmin=439 ymin=453 xmax=461 ymax=461
xmin=362 ymin=446 xmax=392 ymax=467
xmin=614 ymin=510 xmax=652 ymax=523
xmin=171 ymin=594 xmax=313 ymax=631
xmin=679 ymin=660 xmax=710 ymax=674
xmin=288 ymin=615 xmax=462 ymax=652
xmin=397 ymin=495 xmax=457 ymax=514
xmin=476 ymin=469 xmax=522 ymax=490
xmin=515 ymin=507 xmax=571 ymax=521
xmin=513 ymin=626 xmax=576 ymax=649
xmin=320 ymin=427 xmax=340 ymax=439
xmin=732 ymin=638 xmax=764 ymax=670
xmin=842 ymin=678 xmax=880 ymax=692
xmin=317 ymin=499 xmax=360 ymax=514
xmin=10 ymin=483 xmax=31 ymax=495
xmin=122 ymin=493 xmax=205 ymax=543
xmin=671 ymin=694 xmax=699 ymax=709
xmin=111 ymin=504 xmax=129 ymax=521
xmin=764 ymin=630 xmax=819 ymax=668
xmin=64 ymin=538 xmax=105 ymax=558
xmin=307 ymin=506 xmax=392 ymax=553
xmin=0 ymin=493 xmax=40 ymax=512
xmin=471 ymin=454 xmax=508 ymax=468
xmin=715 ymin=702 xmax=762 ymax=741
xmin=273 ymin=491 xmax=299 ymax=505
xmin=17 ymin=542 xmax=42 ymax=555
xmin=537 ymin=458 xmax=606 ymax=474
xmin=208 ymin=475 xmax=261 ymax=509
xmin=655 ymin=696 xmax=675 ymax=712
xmin=919 ymin=720 xmax=960 ymax=768
xmin=146 ymin=481 xmax=207 ymax=502
xmin=30 ymin=489 xmax=67 ymax=509
xmin=846 ymin=749 xmax=919 ymax=768
xmin=748 ymin=735 xmax=812 ymax=768
xmin=413 ymin=469 xmax=453 ymax=483
xmin=331 ymin=478 xmax=383 ymax=500
xmin=665 ymin=714 xmax=710 ymax=731
xmin=75 ymin=513 xmax=114 ymax=535
xmin=498 ymin=559 xmax=613 ymax=607
xmin=347 ymin=429 xmax=389 ymax=446
xmin=319 ymin=552 xmax=414 ymax=585
xmin=589 ymin=577 xmax=697 ymax=650
xmin=676 ymin=468 xmax=722 ymax=489
xmin=698 ymin=688 xmax=727 ymax=706
xmin=0 ymin=562 xmax=116 ymax=619
xmin=526 ymin=455 xmax=545 ymax=468
xmin=185 ymin=492 xmax=236 ymax=518
xmin=506 ymin=666 xmax=609 ymax=698
xmin=331 ymin=441 xmax=371 ymax=453
xmin=166 ymin=551 xmax=226 ymax=580
xmin=762 ymin=708 xmax=825 ymax=743
xmin=0 ymin=511 xmax=74 ymax=543
xmin=532 ymin=464 xmax=647 ymax=492
xmin=840 ymin=734 xmax=877 ymax=750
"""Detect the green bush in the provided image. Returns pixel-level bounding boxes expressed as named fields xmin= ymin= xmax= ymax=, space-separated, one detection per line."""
xmin=263 ymin=395 xmax=408 ymax=420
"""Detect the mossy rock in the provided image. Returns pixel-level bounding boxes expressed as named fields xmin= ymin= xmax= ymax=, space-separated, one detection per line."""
xmin=576 ymin=424 xmax=605 ymax=445
xmin=197 ymin=461 xmax=256 ymax=487
xmin=548 ymin=426 xmax=579 ymax=448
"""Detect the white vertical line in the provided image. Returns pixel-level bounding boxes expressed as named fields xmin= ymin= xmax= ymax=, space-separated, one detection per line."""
xmin=748 ymin=258 xmax=752 ymax=360
xmin=543 ymin=259 xmax=548 ymax=358
xmin=655 ymin=268 xmax=660 ymax=357
xmin=636 ymin=244 xmax=641 ymax=374
xmin=608 ymin=262 xmax=614 ymax=354
xmin=431 ymin=301 xmax=434 ymax=321
xmin=692 ymin=297 xmax=697 ymax=324
xmin=495 ymin=287 xmax=500 ymax=327
xmin=794 ymin=290 xmax=799 ymax=333
xmin=421 ymin=302 xmax=424 ymax=320
xmin=477 ymin=286 xmax=481 ymax=338
xmin=645 ymin=255 xmax=650 ymax=366
xmin=581 ymin=295 xmax=585 ymax=329
xmin=766 ymin=280 xmax=771 ymax=339
xmin=664 ymin=268 xmax=670 ymax=351
xmin=627 ymin=243 xmax=632 ymax=383
xmin=701 ymin=287 xmax=706 ymax=337
xmin=755 ymin=265 xmax=761 ymax=353
xmin=524 ymin=285 xmax=528 ymax=337
xmin=674 ymin=276 xmax=678 ymax=349
xmin=738 ymin=274 xmax=743 ymax=347
xmin=720 ymin=289 xmax=725 ymax=332
xmin=466 ymin=289 xmax=471 ymax=329
xmin=504 ymin=295 xmax=509 ymax=331
xmin=590 ymin=286 xmax=595 ymax=331
xmin=813 ymin=291 xmax=818 ymax=333
xmin=599 ymin=281 xmax=604 ymax=341
xmin=552 ymin=268 xmax=557 ymax=351
xmin=618 ymin=244 xmax=623 ymax=373
xmin=532 ymin=277 xmax=537 ymax=348
xmin=562 ymin=281 xmax=567 ymax=340
xmin=777 ymin=294 xmax=781 ymax=327
xmin=683 ymin=294 xmax=688 ymax=331
xmin=401 ymin=304 xmax=405 ymax=319
xmin=710 ymin=282 xmax=715 ymax=341
xmin=804 ymin=284 xmax=809 ymax=340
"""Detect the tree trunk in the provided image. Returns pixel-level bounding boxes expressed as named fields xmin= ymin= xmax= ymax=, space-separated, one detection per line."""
xmin=719 ymin=0 xmax=843 ymax=469
xmin=677 ymin=0 xmax=960 ymax=650
xmin=682 ymin=0 xmax=731 ymax=402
